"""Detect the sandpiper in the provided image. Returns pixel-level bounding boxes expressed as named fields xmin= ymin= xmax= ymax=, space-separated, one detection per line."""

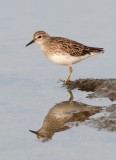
xmin=26 ymin=31 xmax=104 ymax=84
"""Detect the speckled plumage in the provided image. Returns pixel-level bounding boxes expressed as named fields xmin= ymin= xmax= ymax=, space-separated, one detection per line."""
xmin=26 ymin=31 xmax=104 ymax=84
xmin=33 ymin=31 xmax=104 ymax=57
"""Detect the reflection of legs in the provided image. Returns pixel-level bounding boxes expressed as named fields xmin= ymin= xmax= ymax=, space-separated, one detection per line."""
xmin=68 ymin=90 xmax=74 ymax=101
xmin=65 ymin=65 xmax=73 ymax=84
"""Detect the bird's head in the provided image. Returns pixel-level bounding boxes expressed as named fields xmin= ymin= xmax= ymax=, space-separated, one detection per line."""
xmin=26 ymin=31 xmax=50 ymax=46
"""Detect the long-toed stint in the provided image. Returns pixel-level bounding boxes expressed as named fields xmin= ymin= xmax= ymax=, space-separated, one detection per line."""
xmin=26 ymin=31 xmax=104 ymax=84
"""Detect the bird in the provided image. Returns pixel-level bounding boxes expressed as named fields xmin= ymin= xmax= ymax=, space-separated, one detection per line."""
xmin=26 ymin=31 xmax=104 ymax=84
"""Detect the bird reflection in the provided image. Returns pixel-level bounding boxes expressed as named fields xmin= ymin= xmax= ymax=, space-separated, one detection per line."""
xmin=29 ymin=90 xmax=100 ymax=142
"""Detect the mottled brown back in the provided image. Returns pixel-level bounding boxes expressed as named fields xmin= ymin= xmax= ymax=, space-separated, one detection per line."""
xmin=49 ymin=37 xmax=104 ymax=56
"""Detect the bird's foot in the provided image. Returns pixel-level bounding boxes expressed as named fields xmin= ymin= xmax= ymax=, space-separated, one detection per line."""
xmin=64 ymin=79 xmax=70 ymax=85
xmin=57 ymin=79 xmax=71 ymax=85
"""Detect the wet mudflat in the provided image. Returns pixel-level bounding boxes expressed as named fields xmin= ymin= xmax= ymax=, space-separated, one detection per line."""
xmin=86 ymin=104 xmax=116 ymax=132
xmin=66 ymin=78 xmax=116 ymax=101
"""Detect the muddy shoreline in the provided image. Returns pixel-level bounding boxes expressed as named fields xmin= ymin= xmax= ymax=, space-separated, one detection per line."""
xmin=65 ymin=78 xmax=116 ymax=101
xmin=86 ymin=104 xmax=116 ymax=132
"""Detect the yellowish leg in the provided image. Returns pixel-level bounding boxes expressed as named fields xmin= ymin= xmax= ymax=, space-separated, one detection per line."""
xmin=65 ymin=65 xmax=73 ymax=84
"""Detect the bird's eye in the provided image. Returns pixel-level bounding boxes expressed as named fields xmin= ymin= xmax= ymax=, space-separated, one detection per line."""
xmin=38 ymin=36 xmax=41 ymax=38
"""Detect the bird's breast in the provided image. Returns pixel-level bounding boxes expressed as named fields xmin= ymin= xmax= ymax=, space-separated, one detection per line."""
xmin=47 ymin=53 xmax=89 ymax=65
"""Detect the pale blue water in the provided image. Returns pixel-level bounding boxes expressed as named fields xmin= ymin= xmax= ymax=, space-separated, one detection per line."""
xmin=0 ymin=0 xmax=116 ymax=160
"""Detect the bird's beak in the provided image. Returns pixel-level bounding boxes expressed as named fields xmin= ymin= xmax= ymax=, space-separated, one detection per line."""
xmin=29 ymin=130 xmax=38 ymax=135
xmin=26 ymin=39 xmax=35 ymax=47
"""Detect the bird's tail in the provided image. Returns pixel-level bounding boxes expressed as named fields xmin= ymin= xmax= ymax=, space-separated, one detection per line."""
xmin=88 ymin=47 xmax=104 ymax=53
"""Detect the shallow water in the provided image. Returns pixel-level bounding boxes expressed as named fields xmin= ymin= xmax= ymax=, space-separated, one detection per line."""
xmin=0 ymin=0 xmax=116 ymax=160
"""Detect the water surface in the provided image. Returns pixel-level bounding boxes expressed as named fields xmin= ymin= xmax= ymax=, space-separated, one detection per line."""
xmin=0 ymin=0 xmax=116 ymax=160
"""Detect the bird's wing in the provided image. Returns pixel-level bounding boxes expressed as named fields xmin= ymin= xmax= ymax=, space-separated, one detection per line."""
xmin=51 ymin=37 xmax=104 ymax=56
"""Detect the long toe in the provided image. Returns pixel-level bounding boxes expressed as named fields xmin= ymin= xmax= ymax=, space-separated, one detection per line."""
xmin=64 ymin=79 xmax=70 ymax=85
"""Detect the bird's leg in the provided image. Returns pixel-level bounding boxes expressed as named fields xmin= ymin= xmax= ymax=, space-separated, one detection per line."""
xmin=65 ymin=65 xmax=73 ymax=84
